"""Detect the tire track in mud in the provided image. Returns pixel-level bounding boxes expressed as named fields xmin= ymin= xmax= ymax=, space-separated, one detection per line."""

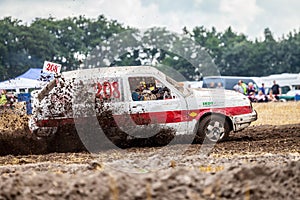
xmin=0 ymin=123 xmax=299 ymax=163
xmin=0 ymin=117 xmax=299 ymax=156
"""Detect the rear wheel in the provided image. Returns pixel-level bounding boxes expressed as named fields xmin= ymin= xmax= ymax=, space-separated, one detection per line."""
xmin=197 ymin=115 xmax=230 ymax=142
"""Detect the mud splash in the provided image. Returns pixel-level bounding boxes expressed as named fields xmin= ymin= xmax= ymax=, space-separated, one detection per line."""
xmin=0 ymin=108 xmax=178 ymax=155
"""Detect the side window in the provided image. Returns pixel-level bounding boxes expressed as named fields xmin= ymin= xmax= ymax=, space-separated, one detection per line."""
xmin=281 ymin=86 xmax=290 ymax=94
xmin=203 ymin=78 xmax=224 ymax=89
xmin=128 ymin=76 xmax=174 ymax=101
xmin=294 ymin=85 xmax=300 ymax=90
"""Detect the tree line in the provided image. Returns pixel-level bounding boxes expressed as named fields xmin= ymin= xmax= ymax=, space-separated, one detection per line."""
xmin=0 ymin=15 xmax=299 ymax=81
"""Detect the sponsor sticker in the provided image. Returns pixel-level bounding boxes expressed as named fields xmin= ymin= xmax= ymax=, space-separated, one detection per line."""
xmin=203 ymin=101 xmax=214 ymax=107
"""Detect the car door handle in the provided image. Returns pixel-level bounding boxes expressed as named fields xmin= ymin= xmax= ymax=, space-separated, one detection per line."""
xmin=132 ymin=104 xmax=143 ymax=108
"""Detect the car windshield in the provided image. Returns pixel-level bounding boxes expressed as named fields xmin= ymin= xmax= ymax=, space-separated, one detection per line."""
xmin=165 ymin=76 xmax=192 ymax=96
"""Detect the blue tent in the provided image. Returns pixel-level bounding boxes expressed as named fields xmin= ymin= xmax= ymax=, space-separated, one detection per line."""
xmin=0 ymin=68 xmax=54 ymax=90
xmin=16 ymin=68 xmax=54 ymax=81
xmin=16 ymin=68 xmax=43 ymax=80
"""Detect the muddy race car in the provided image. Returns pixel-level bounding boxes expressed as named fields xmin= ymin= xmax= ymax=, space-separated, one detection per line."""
xmin=29 ymin=66 xmax=257 ymax=145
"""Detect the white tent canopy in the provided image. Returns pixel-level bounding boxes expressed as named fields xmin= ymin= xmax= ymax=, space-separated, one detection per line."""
xmin=0 ymin=77 xmax=42 ymax=90
xmin=0 ymin=68 xmax=53 ymax=92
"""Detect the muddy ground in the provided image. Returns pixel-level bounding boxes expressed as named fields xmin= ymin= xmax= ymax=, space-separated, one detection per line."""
xmin=0 ymin=111 xmax=299 ymax=199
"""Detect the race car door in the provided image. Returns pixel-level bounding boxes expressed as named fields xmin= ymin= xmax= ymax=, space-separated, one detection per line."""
xmin=123 ymin=75 xmax=189 ymax=137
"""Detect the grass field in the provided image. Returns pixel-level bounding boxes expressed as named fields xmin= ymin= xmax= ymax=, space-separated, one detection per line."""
xmin=252 ymin=101 xmax=300 ymax=126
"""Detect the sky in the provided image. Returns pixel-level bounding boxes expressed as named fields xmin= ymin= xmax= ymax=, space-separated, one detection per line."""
xmin=0 ymin=0 xmax=299 ymax=40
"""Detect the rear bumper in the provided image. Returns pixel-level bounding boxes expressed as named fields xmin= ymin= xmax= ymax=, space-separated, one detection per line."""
xmin=29 ymin=117 xmax=58 ymax=137
xmin=232 ymin=110 xmax=257 ymax=132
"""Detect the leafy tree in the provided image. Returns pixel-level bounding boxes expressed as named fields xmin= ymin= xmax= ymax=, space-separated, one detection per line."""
xmin=0 ymin=15 xmax=299 ymax=81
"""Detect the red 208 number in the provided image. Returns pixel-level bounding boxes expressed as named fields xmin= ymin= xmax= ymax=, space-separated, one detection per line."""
xmin=96 ymin=81 xmax=120 ymax=99
xmin=46 ymin=63 xmax=58 ymax=73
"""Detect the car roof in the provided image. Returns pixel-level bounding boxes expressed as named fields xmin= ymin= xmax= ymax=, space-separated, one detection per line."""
xmin=62 ymin=66 xmax=167 ymax=80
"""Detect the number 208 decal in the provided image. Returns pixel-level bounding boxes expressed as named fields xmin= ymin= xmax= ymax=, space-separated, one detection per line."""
xmin=46 ymin=63 xmax=59 ymax=73
xmin=95 ymin=81 xmax=121 ymax=99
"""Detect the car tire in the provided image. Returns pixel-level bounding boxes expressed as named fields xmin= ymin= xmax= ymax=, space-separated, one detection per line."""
xmin=197 ymin=115 xmax=230 ymax=143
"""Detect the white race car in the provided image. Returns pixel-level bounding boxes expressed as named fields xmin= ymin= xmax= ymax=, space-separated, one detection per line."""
xmin=29 ymin=66 xmax=257 ymax=143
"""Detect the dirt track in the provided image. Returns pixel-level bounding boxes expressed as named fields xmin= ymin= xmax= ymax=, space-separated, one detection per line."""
xmin=0 ymin=117 xmax=299 ymax=199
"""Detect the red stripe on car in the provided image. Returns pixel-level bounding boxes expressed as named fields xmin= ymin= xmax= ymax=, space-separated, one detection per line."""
xmin=35 ymin=106 xmax=252 ymax=127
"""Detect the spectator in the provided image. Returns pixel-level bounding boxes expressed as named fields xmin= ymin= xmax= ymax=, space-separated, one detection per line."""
xmin=233 ymin=81 xmax=244 ymax=94
xmin=247 ymin=82 xmax=257 ymax=95
xmin=270 ymin=80 xmax=281 ymax=100
xmin=239 ymin=80 xmax=247 ymax=95
xmin=247 ymin=82 xmax=257 ymax=102
xmin=216 ymin=82 xmax=223 ymax=88
xmin=255 ymin=90 xmax=268 ymax=102
xmin=209 ymin=82 xmax=216 ymax=88
xmin=259 ymin=83 xmax=266 ymax=95
xmin=0 ymin=90 xmax=7 ymax=106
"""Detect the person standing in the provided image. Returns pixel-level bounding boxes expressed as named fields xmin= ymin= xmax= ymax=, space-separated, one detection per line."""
xmin=259 ymin=83 xmax=266 ymax=95
xmin=247 ymin=82 xmax=257 ymax=95
xmin=258 ymin=83 xmax=269 ymax=102
xmin=0 ymin=90 xmax=7 ymax=106
xmin=270 ymin=80 xmax=281 ymax=100
xmin=247 ymin=82 xmax=257 ymax=102
xmin=237 ymin=80 xmax=247 ymax=95
xmin=233 ymin=81 xmax=244 ymax=94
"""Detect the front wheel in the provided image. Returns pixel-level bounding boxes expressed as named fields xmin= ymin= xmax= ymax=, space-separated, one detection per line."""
xmin=197 ymin=115 xmax=230 ymax=143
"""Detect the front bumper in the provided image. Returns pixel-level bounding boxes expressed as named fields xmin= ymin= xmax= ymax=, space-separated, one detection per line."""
xmin=232 ymin=110 xmax=257 ymax=132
